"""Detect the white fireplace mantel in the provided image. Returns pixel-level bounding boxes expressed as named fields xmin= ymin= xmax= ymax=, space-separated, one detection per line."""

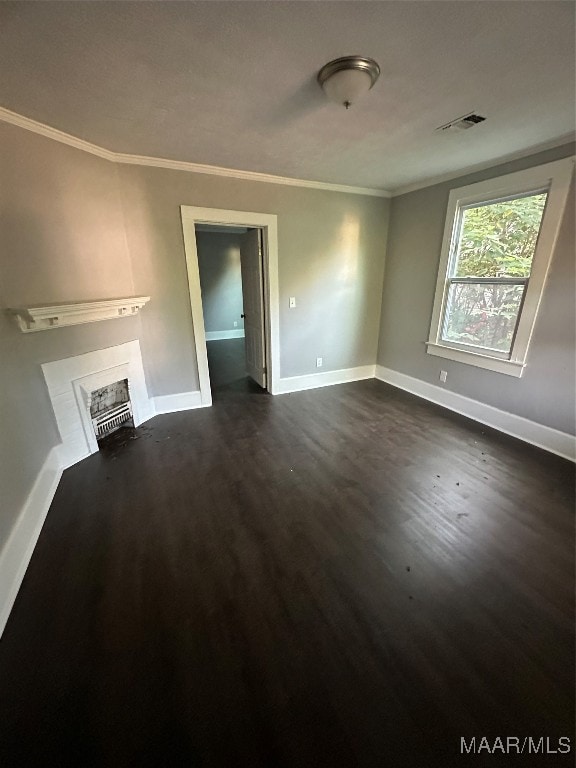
xmin=9 ymin=296 xmax=150 ymax=333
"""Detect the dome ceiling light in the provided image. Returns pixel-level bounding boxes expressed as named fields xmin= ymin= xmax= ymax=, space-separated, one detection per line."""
xmin=317 ymin=55 xmax=380 ymax=109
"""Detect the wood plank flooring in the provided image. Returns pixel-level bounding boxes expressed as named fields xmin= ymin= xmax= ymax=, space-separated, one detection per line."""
xmin=206 ymin=338 xmax=248 ymax=390
xmin=0 ymin=360 xmax=574 ymax=767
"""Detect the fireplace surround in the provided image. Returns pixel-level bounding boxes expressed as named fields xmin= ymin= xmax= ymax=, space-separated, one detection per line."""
xmin=41 ymin=341 xmax=153 ymax=468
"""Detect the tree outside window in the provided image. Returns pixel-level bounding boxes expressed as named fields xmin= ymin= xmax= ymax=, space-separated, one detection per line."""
xmin=442 ymin=193 xmax=547 ymax=355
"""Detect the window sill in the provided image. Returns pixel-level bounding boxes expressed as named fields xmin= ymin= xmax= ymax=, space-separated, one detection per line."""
xmin=426 ymin=342 xmax=525 ymax=377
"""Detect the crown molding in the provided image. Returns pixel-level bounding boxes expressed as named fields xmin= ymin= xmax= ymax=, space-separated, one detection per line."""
xmin=114 ymin=150 xmax=391 ymax=197
xmin=0 ymin=105 xmax=116 ymax=161
xmin=390 ymin=133 xmax=576 ymax=197
xmin=0 ymin=105 xmax=390 ymax=198
xmin=3 ymin=104 xmax=570 ymax=200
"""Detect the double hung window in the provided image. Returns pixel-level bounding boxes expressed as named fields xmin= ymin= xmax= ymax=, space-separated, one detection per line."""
xmin=427 ymin=159 xmax=573 ymax=377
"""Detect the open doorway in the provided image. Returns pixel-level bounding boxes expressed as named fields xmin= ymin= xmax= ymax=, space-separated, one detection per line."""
xmin=195 ymin=224 xmax=266 ymax=395
xmin=180 ymin=207 xmax=280 ymax=406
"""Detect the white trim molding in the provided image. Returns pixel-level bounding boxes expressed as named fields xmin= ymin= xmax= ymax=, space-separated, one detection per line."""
xmin=9 ymin=296 xmax=150 ymax=333
xmin=205 ymin=329 xmax=245 ymax=341
xmin=1 ymin=366 xmax=572 ymax=640
xmin=425 ymin=342 xmax=525 ymax=378
xmin=0 ymin=105 xmax=116 ymax=161
xmin=375 ymin=365 xmax=575 ymax=462
xmin=277 ymin=365 xmax=376 ymax=395
xmin=0 ymin=385 xmax=214 ymax=638
xmin=0 ymin=447 xmax=63 ymax=638
xmin=117 ymin=151 xmax=390 ymax=198
xmin=0 ymin=106 xmax=389 ymax=198
xmin=42 ymin=341 xmax=153 ymax=469
xmin=152 ymin=391 xmax=206 ymax=414
xmin=426 ymin=157 xmax=574 ymax=376
xmin=180 ymin=206 xmax=281 ymax=400
xmin=1 ymin=106 xmax=573 ymax=200
xmin=391 ymin=134 xmax=575 ymax=197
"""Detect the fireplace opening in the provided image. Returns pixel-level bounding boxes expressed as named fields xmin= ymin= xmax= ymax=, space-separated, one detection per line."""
xmin=89 ymin=379 xmax=134 ymax=440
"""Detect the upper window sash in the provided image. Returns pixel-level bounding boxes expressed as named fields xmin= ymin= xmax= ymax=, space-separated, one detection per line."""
xmin=460 ymin=186 xmax=549 ymax=211
xmin=427 ymin=157 xmax=574 ymax=377
xmin=446 ymin=187 xmax=548 ymax=280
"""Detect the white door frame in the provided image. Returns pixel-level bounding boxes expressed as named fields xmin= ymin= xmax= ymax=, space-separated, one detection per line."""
xmin=180 ymin=206 xmax=280 ymax=404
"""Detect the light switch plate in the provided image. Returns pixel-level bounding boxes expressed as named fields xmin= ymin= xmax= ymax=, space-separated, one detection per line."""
xmin=289 ymin=297 xmax=296 ymax=308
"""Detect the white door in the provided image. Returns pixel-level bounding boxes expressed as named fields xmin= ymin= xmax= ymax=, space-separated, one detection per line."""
xmin=239 ymin=229 xmax=267 ymax=389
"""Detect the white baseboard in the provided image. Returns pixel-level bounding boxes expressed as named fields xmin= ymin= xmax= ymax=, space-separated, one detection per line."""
xmin=152 ymin=390 xmax=208 ymax=414
xmin=277 ymin=365 xmax=376 ymax=395
xmin=56 ymin=442 xmax=90 ymax=471
xmin=2 ymin=370 xmax=571 ymax=640
xmin=134 ymin=400 xmax=156 ymax=426
xmin=0 ymin=447 xmax=63 ymax=638
xmin=375 ymin=365 xmax=575 ymax=462
xmin=205 ymin=329 xmax=245 ymax=341
xmin=0 ymin=388 xmax=212 ymax=637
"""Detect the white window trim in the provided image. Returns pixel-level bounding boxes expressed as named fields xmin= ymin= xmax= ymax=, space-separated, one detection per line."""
xmin=427 ymin=157 xmax=574 ymax=377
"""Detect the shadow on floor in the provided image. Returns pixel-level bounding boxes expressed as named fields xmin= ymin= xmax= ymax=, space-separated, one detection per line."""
xmin=207 ymin=337 xmax=268 ymax=400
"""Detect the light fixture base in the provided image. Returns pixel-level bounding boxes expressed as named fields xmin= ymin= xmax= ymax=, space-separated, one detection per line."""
xmin=317 ymin=56 xmax=380 ymax=90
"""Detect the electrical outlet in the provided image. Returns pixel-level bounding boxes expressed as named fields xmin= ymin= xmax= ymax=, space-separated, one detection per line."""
xmin=439 ymin=370 xmax=447 ymax=383
xmin=233 ymin=320 xmax=238 ymax=327
xmin=289 ymin=297 xmax=296 ymax=308
xmin=316 ymin=357 xmax=323 ymax=368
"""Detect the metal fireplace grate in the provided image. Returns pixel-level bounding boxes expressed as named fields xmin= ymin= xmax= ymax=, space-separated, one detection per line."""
xmin=92 ymin=402 xmax=133 ymax=439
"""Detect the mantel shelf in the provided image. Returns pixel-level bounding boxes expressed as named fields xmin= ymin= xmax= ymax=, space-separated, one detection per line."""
xmin=9 ymin=296 xmax=151 ymax=333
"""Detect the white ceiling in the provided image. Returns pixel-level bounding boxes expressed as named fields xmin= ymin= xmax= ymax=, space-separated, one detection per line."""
xmin=0 ymin=1 xmax=574 ymax=191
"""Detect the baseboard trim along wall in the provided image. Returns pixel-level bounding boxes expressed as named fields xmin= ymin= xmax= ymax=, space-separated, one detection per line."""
xmin=2 ymin=370 xmax=573 ymax=638
xmin=277 ymin=365 xmax=376 ymax=395
xmin=151 ymin=390 xmax=208 ymax=414
xmin=0 ymin=389 xmax=207 ymax=638
xmin=375 ymin=365 xmax=575 ymax=463
xmin=0 ymin=447 xmax=63 ymax=638
xmin=205 ymin=329 xmax=245 ymax=341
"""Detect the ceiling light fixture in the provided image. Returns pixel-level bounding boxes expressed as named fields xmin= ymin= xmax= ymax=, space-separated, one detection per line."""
xmin=317 ymin=56 xmax=380 ymax=109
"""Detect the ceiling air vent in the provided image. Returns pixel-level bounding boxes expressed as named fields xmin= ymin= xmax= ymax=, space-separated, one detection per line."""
xmin=436 ymin=112 xmax=486 ymax=133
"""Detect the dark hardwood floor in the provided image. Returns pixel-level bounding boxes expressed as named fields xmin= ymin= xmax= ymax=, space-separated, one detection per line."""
xmin=206 ymin=337 xmax=248 ymax=391
xmin=0 ymin=369 xmax=574 ymax=767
